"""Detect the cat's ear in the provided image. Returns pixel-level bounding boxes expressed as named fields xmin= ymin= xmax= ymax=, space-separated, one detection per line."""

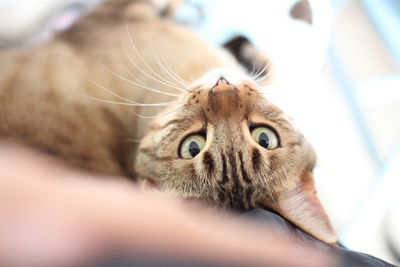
xmin=275 ymin=171 xmax=337 ymax=244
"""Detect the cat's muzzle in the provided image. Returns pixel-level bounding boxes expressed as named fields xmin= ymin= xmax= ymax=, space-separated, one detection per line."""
xmin=209 ymin=77 xmax=239 ymax=116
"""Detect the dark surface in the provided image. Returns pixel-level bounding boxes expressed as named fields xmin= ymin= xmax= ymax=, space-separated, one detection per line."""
xmin=245 ymin=209 xmax=397 ymax=267
xmin=95 ymin=209 xmax=397 ymax=267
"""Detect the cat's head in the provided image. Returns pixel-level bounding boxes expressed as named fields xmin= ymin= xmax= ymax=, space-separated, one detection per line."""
xmin=135 ymin=68 xmax=337 ymax=244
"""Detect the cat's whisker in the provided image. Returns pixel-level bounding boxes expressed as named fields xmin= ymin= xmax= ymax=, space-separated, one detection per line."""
xmin=254 ymin=68 xmax=274 ymax=86
xmin=85 ymin=95 xmax=182 ymax=107
xmin=96 ymin=62 xmax=182 ymax=98
xmin=249 ymin=60 xmax=258 ymax=77
xmin=124 ymin=23 xmax=188 ymax=93
xmin=250 ymin=61 xmax=263 ymax=78
xmin=253 ymin=72 xmax=273 ymax=88
xmin=149 ymin=37 xmax=190 ymax=87
xmin=252 ymin=63 xmax=269 ymax=81
xmin=122 ymin=40 xmax=187 ymax=94
xmin=122 ymin=66 xmax=149 ymax=87
xmin=124 ymin=23 xmax=174 ymax=86
xmin=89 ymin=79 xmax=144 ymax=104
xmin=131 ymin=105 xmax=184 ymax=119
xmin=254 ymin=72 xmax=273 ymax=85
xmin=252 ymin=59 xmax=272 ymax=81
xmin=149 ymin=36 xmax=190 ymax=90
xmin=166 ymin=65 xmax=190 ymax=87
xmin=121 ymin=42 xmax=182 ymax=93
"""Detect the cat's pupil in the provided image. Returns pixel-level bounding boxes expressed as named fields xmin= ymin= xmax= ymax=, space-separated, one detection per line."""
xmin=259 ymin=132 xmax=270 ymax=148
xmin=189 ymin=141 xmax=201 ymax=157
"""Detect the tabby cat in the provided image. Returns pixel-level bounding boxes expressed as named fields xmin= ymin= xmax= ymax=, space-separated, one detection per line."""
xmin=0 ymin=0 xmax=336 ymax=244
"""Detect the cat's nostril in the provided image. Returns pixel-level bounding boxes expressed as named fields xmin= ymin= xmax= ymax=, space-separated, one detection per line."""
xmin=211 ymin=77 xmax=235 ymax=94
xmin=215 ymin=77 xmax=229 ymax=86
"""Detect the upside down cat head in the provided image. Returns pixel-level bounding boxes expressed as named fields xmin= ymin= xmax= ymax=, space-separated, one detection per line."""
xmin=135 ymin=68 xmax=337 ymax=244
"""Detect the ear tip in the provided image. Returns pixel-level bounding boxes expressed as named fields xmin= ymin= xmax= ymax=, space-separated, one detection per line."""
xmin=321 ymin=233 xmax=339 ymax=244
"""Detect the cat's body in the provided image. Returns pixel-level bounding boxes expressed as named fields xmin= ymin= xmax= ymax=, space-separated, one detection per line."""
xmin=0 ymin=0 xmax=337 ymax=244
xmin=0 ymin=0 xmax=235 ymax=176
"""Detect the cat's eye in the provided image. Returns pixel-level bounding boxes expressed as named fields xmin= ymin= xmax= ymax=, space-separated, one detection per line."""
xmin=250 ymin=126 xmax=279 ymax=150
xmin=179 ymin=135 xmax=206 ymax=159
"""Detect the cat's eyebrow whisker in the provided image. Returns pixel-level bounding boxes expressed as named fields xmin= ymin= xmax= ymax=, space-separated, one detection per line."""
xmin=85 ymin=95 xmax=182 ymax=107
xmin=254 ymin=68 xmax=273 ymax=87
xmin=149 ymin=37 xmax=190 ymax=90
xmin=124 ymin=23 xmax=188 ymax=93
xmin=254 ymin=69 xmax=274 ymax=86
xmin=96 ymin=62 xmax=182 ymax=98
xmin=252 ymin=59 xmax=272 ymax=81
xmin=252 ymin=63 xmax=269 ymax=81
xmin=131 ymin=105 xmax=184 ymax=119
xmin=249 ymin=60 xmax=258 ymax=77
xmin=250 ymin=61 xmax=263 ymax=78
xmin=254 ymin=72 xmax=273 ymax=85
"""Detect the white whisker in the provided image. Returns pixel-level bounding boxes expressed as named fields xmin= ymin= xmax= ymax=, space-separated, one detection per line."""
xmin=254 ymin=72 xmax=272 ymax=85
xmin=85 ymin=95 xmax=181 ymax=107
xmin=148 ymin=36 xmax=190 ymax=86
xmin=96 ymin=62 xmax=182 ymax=98
xmin=131 ymin=105 xmax=184 ymax=119
xmin=149 ymin=37 xmax=190 ymax=90
xmin=252 ymin=63 xmax=269 ymax=81
xmin=122 ymin=66 xmax=148 ymax=87
xmin=258 ymin=60 xmax=272 ymax=79
xmin=124 ymin=23 xmax=188 ymax=93
xmin=249 ymin=60 xmax=258 ymax=77
xmin=89 ymin=79 xmax=142 ymax=103
xmin=166 ymin=65 xmax=190 ymax=86
xmin=254 ymin=66 xmax=274 ymax=86
xmin=147 ymin=36 xmax=180 ymax=88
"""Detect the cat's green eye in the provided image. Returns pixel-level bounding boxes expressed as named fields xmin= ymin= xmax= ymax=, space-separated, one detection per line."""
xmin=250 ymin=127 xmax=279 ymax=150
xmin=180 ymin=135 xmax=206 ymax=159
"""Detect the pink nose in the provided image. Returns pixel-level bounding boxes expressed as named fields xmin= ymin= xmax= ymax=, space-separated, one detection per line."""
xmin=209 ymin=77 xmax=238 ymax=117
xmin=211 ymin=77 xmax=235 ymax=94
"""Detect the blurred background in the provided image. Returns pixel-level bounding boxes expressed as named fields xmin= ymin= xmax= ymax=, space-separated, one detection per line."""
xmin=1 ymin=0 xmax=399 ymax=264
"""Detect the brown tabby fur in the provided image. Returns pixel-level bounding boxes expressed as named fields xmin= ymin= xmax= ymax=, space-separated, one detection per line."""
xmin=0 ymin=0 xmax=336 ymax=243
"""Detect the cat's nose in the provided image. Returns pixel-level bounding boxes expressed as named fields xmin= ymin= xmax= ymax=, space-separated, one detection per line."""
xmin=211 ymin=77 xmax=235 ymax=94
xmin=209 ymin=77 xmax=238 ymax=117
